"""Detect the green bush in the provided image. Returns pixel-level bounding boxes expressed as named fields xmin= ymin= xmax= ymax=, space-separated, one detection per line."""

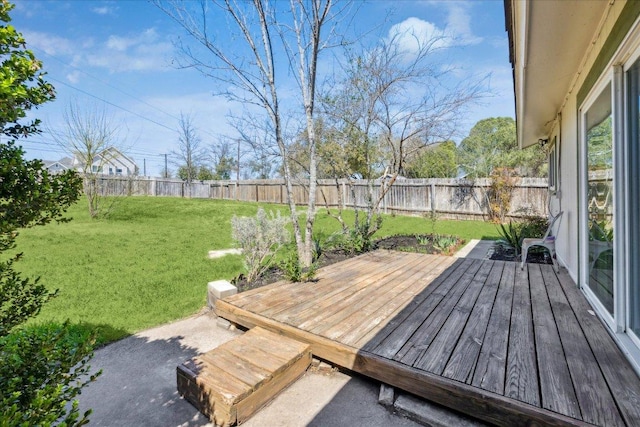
xmin=0 ymin=323 xmax=98 ymax=426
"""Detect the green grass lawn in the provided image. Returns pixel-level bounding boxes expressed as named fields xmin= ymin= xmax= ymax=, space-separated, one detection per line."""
xmin=13 ymin=196 xmax=500 ymax=344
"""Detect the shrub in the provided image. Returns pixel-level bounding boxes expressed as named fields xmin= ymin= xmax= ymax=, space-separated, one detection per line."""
xmin=231 ymin=208 xmax=290 ymax=283
xmin=280 ymin=251 xmax=318 ymax=283
xmin=0 ymin=323 xmax=98 ymax=426
xmin=325 ymin=216 xmax=382 ymax=255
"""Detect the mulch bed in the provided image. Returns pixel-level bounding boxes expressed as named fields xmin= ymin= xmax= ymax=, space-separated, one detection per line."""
xmin=489 ymin=243 xmax=553 ymax=265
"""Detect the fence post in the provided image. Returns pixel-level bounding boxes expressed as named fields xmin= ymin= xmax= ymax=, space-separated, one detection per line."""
xmin=342 ymin=181 xmax=346 ymax=210
xmin=430 ymin=183 xmax=436 ymax=214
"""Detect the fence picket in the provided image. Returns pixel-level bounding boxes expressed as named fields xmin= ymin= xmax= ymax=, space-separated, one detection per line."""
xmin=93 ymin=176 xmax=549 ymax=220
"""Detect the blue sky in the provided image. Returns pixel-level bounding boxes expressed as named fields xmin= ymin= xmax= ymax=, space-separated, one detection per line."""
xmin=10 ymin=0 xmax=514 ymax=177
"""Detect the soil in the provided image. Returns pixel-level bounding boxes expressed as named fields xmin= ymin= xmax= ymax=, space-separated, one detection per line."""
xmin=232 ymin=234 xmax=463 ymax=292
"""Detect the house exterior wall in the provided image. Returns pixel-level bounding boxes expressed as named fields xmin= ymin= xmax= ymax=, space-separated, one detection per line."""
xmin=546 ymin=1 xmax=628 ymax=283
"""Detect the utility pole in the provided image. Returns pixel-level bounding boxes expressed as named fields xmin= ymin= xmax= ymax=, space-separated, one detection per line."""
xmin=143 ymin=158 xmax=146 ymax=176
xmin=164 ymin=154 xmax=168 ymax=178
xmin=236 ymin=139 xmax=240 ymax=201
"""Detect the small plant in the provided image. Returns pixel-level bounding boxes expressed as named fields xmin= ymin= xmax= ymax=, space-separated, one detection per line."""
xmin=497 ymin=221 xmax=524 ymax=256
xmin=231 ymin=208 xmax=290 ymax=283
xmin=280 ymin=251 xmax=318 ymax=283
xmin=433 ymin=234 xmax=459 ymax=254
xmin=424 ymin=210 xmax=439 ymax=235
xmin=415 ymin=234 xmax=430 ymax=246
xmin=325 ymin=217 xmax=381 ymax=255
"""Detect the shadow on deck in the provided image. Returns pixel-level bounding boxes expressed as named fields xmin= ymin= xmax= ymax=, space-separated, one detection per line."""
xmin=216 ymin=250 xmax=640 ymax=426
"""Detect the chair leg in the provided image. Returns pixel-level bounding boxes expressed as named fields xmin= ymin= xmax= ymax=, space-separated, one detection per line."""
xmin=550 ymin=249 xmax=560 ymax=273
xmin=520 ymin=246 xmax=528 ymax=270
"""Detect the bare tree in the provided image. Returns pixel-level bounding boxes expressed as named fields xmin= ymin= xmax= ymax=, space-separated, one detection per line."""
xmin=171 ymin=112 xmax=205 ymax=192
xmin=321 ymin=29 xmax=486 ymax=239
xmin=51 ymin=101 xmax=124 ymax=218
xmin=155 ymin=0 xmax=341 ymax=266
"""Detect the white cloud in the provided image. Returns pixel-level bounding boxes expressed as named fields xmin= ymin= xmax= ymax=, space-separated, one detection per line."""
xmin=92 ymin=6 xmax=116 ymax=15
xmin=87 ymin=28 xmax=173 ymax=72
xmin=388 ymin=2 xmax=482 ymax=57
xmin=66 ymin=70 xmax=81 ymax=84
xmin=388 ymin=17 xmax=450 ymax=55
xmin=444 ymin=3 xmax=483 ymax=46
xmin=23 ymin=31 xmax=75 ymax=56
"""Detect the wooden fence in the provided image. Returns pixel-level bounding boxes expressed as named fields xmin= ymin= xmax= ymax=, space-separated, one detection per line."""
xmin=97 ymin=176 xmax=549 ymax=220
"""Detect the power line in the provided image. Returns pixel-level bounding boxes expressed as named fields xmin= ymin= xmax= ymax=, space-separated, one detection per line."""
xmin=33 ymin=46 xmax=184 ymax=124
xmin=48 ymin=76 xmax=179 ymax=134
xmin=33 ymin=46 xmax=225 ymax=142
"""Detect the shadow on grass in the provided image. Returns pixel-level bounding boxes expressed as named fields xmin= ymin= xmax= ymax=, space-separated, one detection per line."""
xmin=25 ymin=321 xmax=130 ymax=348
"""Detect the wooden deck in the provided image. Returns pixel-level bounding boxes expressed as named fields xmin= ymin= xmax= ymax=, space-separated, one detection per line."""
xmin=216 ymin=250 xmax=640 ymax=426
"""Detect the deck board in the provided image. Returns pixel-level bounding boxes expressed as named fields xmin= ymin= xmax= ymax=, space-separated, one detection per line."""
xmin=471 ymin=261 xmax=515 ymax=394
xmin=505 ymin=264 xmax=539 ymax=407
xmin=311 ymin=255 xmax=445 ymax=338
xmin=395 ymin=259 xmax=485 ymax=366
xmin=540 ymin=266 xmax=624 ymax=426
xmin=360 ymin=257 xmax=473 ymax=355
xmin=442 ymin=261 xmax=504 ymax=382
xmin=216 ymin=250 xmax=640 ymax=427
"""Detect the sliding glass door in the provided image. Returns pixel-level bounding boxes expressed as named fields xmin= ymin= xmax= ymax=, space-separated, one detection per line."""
xmin=584 ymin=82 xmax=615 ymax=316
xmin=627 ymin=60 xmax=640 ymax=340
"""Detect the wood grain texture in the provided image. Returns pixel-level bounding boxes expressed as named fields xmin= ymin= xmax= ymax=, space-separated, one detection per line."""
xmin=360 ymin=257 xmax=473 ymax=355
xmin=214 ymin=252 xmax=640 ymax=426
xmin=414 ymin=260 xmax=495 ymax=373
xmin=505 ymin=264 xmax=539 ymax=406
xmin=557 ymin=269 xmax=640 ymax=427
xmin=441 ymin=261 xmax=504 ymax=381
xmin=309 ymin=255 xmax=442 ymax=340
xmin=540 ymin=266 xmax=623 ymax=426
xmin=471 ymin=261 xmax=515 ymax=394
xmin=529 ymin=264 xmax=581 ymax=418
xmin=396 ymin=260 xmax=488 ymax=366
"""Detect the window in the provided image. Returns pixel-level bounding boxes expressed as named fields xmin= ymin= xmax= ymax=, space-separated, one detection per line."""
xmin=548 ymin=136 xmax=558 ymax=193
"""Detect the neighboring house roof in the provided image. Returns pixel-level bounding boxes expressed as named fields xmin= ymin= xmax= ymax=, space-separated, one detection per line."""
xmin=43 ymin=156 xmax=73 ymax=171
xmin=72 ymin=147 xmax=139 ymax=174
xmin=505 ymin=0 xmax=609 ymax=148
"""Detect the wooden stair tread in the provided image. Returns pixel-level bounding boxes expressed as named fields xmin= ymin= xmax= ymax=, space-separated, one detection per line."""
xmin=177 ymin=326 xmax=311 ymax=426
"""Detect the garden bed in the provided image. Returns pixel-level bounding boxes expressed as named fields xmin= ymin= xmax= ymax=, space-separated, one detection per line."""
xmin=233 ymin=234 xmax=464 ymax=291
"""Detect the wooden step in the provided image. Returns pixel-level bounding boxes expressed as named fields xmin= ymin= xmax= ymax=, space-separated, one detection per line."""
xmin=177 ymin=326 xmax=311 ymax=426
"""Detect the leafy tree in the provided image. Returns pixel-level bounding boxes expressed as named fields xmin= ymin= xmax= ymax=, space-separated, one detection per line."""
xmin=177 ymin=164 xmax=198 ymax=181
xmin=0 ymin=2 xmax=98 ymax=424
xmin=197 ymin=165 xmax=215 ymax=181
xmin=209 ymin=141 xmax=236 ymax=180
xmin=457 ymin=117 xmax=547 ymax=178
xmin=405 ymin=140 xmax=458 ymax=178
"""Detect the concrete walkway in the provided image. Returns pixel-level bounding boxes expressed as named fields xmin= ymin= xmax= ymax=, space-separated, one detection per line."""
xmin=454 ymin=239 xmax=494 ymax=259
xmin=78 ymin=311 xmax=420 ymax=427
